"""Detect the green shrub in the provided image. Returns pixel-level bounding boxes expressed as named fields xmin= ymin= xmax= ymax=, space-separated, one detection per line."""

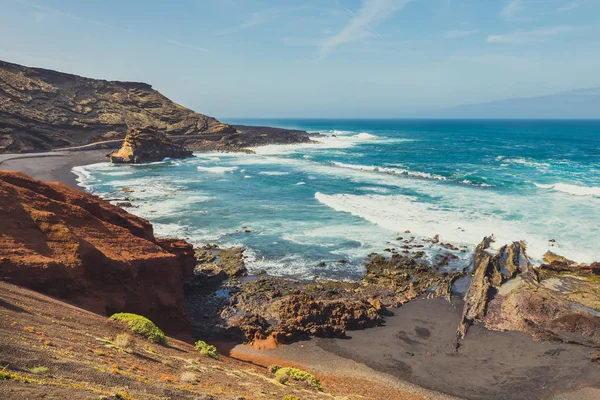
xmin=110 ymin=313 xmax=166 ymax=345
xmin=194 ymin=340 xmax=219 ymax=360
xmin=269 ymin=364 xmax=281 ymax=373
xmin=29 ymin=366 xmax=50 ymax=376
xmin=282 ymin=396 xmax=300 ymax=400
xmin=274 ymin=367 xmax=321 ymax=391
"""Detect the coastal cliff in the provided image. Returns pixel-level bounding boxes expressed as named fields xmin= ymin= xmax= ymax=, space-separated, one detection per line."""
xmin=0 ymin=60 xmax=314 ymax=154
xmin=0 ymin=59 xmax=235 ymax=153
xmin=0 ymin=170 xmax=194 ymax=339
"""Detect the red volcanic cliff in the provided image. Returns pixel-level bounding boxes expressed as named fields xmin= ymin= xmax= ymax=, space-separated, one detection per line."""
xmin=0 ymin=170 xmax=194 ymax=340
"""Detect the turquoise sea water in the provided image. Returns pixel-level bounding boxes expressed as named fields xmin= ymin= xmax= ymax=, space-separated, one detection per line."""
xmin=74 ymin=119 xmax=600 ymax=279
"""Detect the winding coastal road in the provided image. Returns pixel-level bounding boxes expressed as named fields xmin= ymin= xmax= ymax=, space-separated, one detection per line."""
xmin=0 ymin=139 xmax=124 ymax=165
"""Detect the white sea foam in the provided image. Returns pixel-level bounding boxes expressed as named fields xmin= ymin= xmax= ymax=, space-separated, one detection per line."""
xmin=534 ymin=182 xmax=600 ymax=197
xmin=331 ymin=161 xmax=447 ymax=181
xmin=258 ymin=171 xmax=290 ymax=176
xmin=314 ymin=191 xmax=600 ymax=264
xmin=104 ymin=171 xmax=134 ymax=176
xmin=242 ymin=246 xmax=364 ymax=279
xmin=360 ymin=186 xmax=391 ymax=193
xmin=197 ymin=166 xmax=238 ymax=173
xmin=296 ymin=181 xmax=306 ymax=185
xmin=504 ymin=158 xmax=551 ymax=169
xmin=252 ymin=131 xmax=381 ymax=155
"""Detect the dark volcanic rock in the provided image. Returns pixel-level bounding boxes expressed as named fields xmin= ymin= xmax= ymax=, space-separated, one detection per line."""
xmin=109 ymin=126 xmax=193 ymax=163
xmin=223 ymin=278 xmax=382 ymax=344
xmin=455 ymin=236 xmax=600 ymax=351
xmin=0 ymin=59 xmax=235 ymax=153
xmin=187 ymin=250 xmax=463 ymax=345
xmin=0 ymin=170 xmax=193 ymax=340
xmin=179 ymin=125 xmax=313 ymax=151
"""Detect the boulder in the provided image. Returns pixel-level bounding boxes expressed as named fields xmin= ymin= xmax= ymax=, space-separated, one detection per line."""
xmin=109 ymin=126 xmax=193 ymax=164
xmin=0 ymin=171 xmax=193 ymax=340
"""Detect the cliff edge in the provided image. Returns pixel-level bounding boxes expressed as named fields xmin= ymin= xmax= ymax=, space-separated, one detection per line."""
xmin=0 ymin=59 xmax=235 ymax=153
xmin=0 ymin=170 xmax=194 ymax=340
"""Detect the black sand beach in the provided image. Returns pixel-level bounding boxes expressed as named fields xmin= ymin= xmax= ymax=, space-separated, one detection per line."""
xmin=232 ymin=296 xmax=600 ymax=400
xmin=0 ymin=150 xmax=107 ymax=188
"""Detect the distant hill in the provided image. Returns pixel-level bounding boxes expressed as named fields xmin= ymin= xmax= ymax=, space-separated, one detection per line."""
xmin=0 ymin=60 xmax=235 ymax=153
xmin=432 ymin=88 xmax=600 ymax=119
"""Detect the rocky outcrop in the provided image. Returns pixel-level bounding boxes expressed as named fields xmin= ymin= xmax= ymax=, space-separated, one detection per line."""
xmin=186 ymin=250 xmax=463 ymax=344
xmin=109 ymin=126 xmax=192 ymax=163
xmin=181 ymin=125 xmax=315 ymax=152
xmin=223 ymin=278 xmax=383 ymax=345
xmin=0 ymin=170 xmax=194 ymax=339
xmin=0 ymin=59 xmax=235 ymax=153
xmin=540 ymin=251 xmax=600 ymax=275
xmin=455 ymin=236 xmax=600 ymax=350
xmin=361 ymin=252 xmax=464 ymax=306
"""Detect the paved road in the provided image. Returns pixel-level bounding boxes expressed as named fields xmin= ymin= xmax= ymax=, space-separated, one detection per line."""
xmin=0 ymin=139 xmax=123 ymax=165
xmin=52 ymin=139 xmax=124 ymax=152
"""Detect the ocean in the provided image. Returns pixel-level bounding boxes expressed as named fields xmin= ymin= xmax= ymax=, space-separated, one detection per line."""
xmin=74 ymin=119 xmax=600 ymax=279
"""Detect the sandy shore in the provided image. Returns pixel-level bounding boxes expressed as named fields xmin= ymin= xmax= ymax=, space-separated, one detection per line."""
xmin=231 ymin=296 xmax=600 ymax=400
xmin=0 ymin=150 xmax=107 ymax=188
xmin=1 ymin=150 xmax=599 ymax=400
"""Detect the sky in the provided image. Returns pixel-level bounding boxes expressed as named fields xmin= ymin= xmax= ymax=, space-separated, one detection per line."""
xmin=1 ymin=0 xmax=599 ymax=118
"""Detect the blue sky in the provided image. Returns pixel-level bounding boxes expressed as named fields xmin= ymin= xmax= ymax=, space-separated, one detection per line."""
xmin=1 ymin=0 xmax=599 ymax=118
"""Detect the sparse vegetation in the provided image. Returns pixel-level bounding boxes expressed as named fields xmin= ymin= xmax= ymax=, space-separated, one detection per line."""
xmin=283 ymin=396 xmax=300 ymax=400
xmin=194 ymin=340 xmax=219 ymax=360
xmin=110 ymin=313 xmax=166 ymax=344
xmin=113 ymin=333 xmax=135 ymax=351
xmin=29 ymin=366 xmax=50 ymax=376
xmin=180 ymin=371 xmax=198 ymax=383
xmin=271 ymin=366 xmax=321 ymax=391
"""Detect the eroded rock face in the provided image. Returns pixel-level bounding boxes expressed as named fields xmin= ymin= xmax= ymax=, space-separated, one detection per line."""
xmin=186 ymin=250 xmax=463 ymax=344
xmin=455 ymin=236 xmax=600 ymax=350
xmin=223 ymin=278 xmax=382 ymax=344
xmin=0 ymin=60 xmax=235 ymax=153
xmin=0 ymin=171 xmax=193 ymax=340
xmin=109 ymin=127 xmax=193 ymax=163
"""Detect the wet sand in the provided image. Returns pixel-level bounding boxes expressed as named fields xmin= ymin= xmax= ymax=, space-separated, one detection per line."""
xmin=0 ymin=150 xmax=107 ymax=188
xmin=231 ymin=296 xmax=600 ymax=400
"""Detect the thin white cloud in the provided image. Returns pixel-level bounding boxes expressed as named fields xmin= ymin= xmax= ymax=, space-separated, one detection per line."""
xmin=18 ymin=0 xmax=208 ymax=52
xmin=555 ymin=0 xmax=596 ymax=13
xmin=319 ymin=0 xmax=413 ymax=58
xmin=500 ymin=0 xmax=523 ymax=20
xmin=446 ymin=29 xmax=478 ymax=38
xmin=487 ymin=25 xmax=578 ymax=44
xmin=217 ymin=7 xmax=305 ymax=36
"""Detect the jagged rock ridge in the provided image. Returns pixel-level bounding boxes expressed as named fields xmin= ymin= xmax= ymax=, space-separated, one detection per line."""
xmin=0 ymin=59 xmax=235 ymax=153
xmin=455 ymin=236 xmax=600 ymax=351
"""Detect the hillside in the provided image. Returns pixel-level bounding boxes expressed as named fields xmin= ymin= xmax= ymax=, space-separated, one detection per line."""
xmin=432 ymin=88 xmax=600 ymax=119
xmin=0 ymin=60 xmax=235 ymax=153
xmin=0 ymin=170 xmax=193 ymax=340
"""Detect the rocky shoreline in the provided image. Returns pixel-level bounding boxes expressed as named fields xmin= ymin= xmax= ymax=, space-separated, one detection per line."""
xmin=184 ymin=237 xmax=600 ymax=365
xmin=1 ymin=166 xmax=598 ymax=399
